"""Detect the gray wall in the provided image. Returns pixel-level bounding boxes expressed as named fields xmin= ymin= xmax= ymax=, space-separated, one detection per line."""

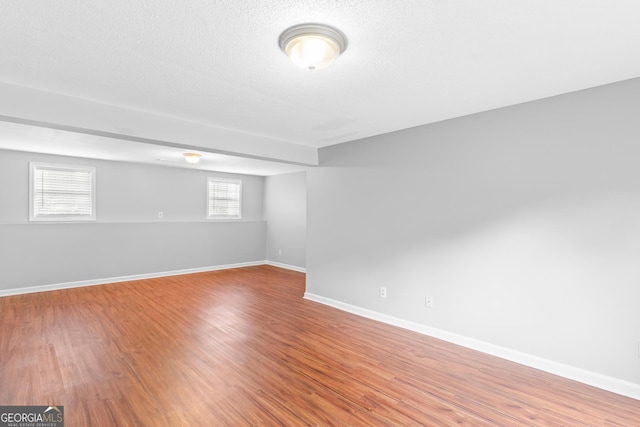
xmin=264 ymin=171 xmax=306 ymax=269
xmin=307 ymin=78 xmax=640 ymax=385
xmin=0 ymin=150 xmax=266 ymax=290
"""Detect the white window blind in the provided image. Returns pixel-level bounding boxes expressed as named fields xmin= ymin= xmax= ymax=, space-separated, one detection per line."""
xmin=207 ymin=178 xmax=242 ymax=219
xmin=29 ymin=162 xmax=96 ymax=221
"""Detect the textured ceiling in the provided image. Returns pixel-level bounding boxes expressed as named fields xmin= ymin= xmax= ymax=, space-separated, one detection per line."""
xmin=1 ymin=1 xmax=640 ymax=173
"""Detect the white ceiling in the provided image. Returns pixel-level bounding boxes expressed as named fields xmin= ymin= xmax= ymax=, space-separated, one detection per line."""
xmin=1 ymin=1 xmax=639 ymax=175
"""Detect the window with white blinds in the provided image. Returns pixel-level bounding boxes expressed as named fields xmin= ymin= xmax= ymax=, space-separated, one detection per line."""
xmin=29 ymin=162 xmax=96 ymax=221
xmin=207 ymin=178 xmax=242 ymax=219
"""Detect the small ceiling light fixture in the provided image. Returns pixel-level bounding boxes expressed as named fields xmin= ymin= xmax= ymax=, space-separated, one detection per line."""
xmin=182 ymin=152 xmax=202 ymax=165
xmin=279 ymin=23 xmax=347 ymax=71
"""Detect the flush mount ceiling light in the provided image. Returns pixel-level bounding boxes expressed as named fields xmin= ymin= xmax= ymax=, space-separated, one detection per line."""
xmin=279 ymin=23 xmax=347 ymax=71
xmin=182 ymin=152 xmax=202 ymax=164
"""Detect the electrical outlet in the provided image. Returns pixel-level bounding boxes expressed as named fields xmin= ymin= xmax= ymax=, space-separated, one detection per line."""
xmin=380 ymin=286 xmax=387 ymax=298
xmin=278 ymin=249 xmax=282 ymax=256
xmin=425 ymin=296 xmax=433 ymax=308
xmin=158 ymin=211 xmax=164 ymax=219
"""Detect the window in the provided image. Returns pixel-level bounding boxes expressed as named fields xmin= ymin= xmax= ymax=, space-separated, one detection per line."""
xmin=207 ymin=177 xmax=241 ymax=219
xmin=29 ymin=162 xmax=96 ymax=221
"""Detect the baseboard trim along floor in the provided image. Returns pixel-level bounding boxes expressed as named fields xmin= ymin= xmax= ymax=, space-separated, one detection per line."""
xmin=0 ymin=261 xmax=266 ymax=297
xmin=304 ymin=292 xmax=640 ymax=401
xmin=264 ymin=260 xmax=307 ymax=273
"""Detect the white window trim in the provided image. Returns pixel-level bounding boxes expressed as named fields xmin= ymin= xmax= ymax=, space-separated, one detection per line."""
xmin=29 ymin=162 xmax=97 ymax=222
xmin=207 ymin=177 xmax=242 ymax=220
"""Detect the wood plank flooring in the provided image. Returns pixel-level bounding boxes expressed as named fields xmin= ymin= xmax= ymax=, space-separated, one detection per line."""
xmin=1 ymin=265 xmax=638 ymax=426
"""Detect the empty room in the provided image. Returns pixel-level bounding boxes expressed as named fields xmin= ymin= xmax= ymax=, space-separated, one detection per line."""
xmin=1 ymin=1 xmax=639 ymax=425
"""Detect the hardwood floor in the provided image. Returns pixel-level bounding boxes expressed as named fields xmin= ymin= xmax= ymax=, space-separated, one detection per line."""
xmin=1 ymin=265 xmax=638 ymax=426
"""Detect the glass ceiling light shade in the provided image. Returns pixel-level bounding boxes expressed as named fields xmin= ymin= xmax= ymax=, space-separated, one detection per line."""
xmin=182 ymin=152 xmax=202 ymax=164
xmin=279 ymin=23 xmax=347 ymax=71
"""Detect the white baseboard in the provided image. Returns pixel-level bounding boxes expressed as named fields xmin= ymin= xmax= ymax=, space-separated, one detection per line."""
xmin=0 ymin=261 xmax=265 ymax=297
xmin=304 ymin=292 xmax=640 ymax=401
xmin=264 ymin=260 xmax=306 ymax=273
